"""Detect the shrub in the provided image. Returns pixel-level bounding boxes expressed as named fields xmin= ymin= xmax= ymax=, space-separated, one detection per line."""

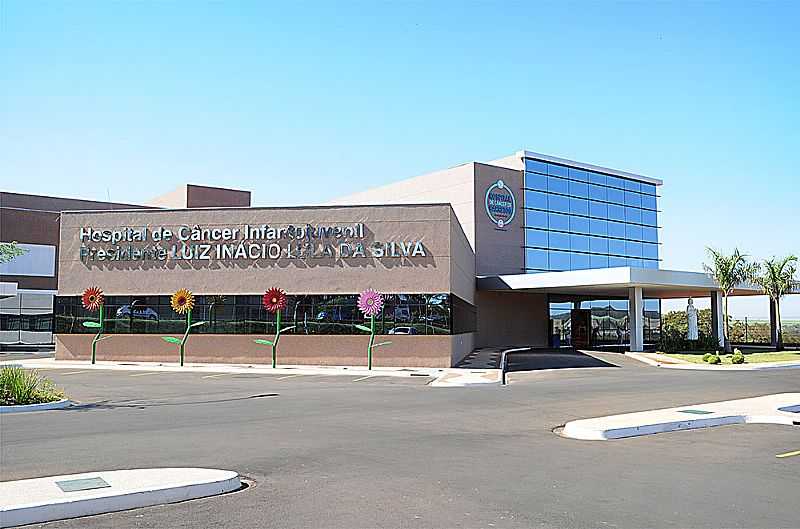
xmin=707 ymin=354 xmax=721 ymax=365
xmin=0 ymin=367 xmax=65 ymax=405
xmin=731 ymin=351 xmax=745 ymax=364
xmin=702 ymin=352 xmax=714 ymax=362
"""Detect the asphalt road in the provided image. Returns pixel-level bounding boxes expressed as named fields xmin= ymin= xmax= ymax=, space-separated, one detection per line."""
xmin=2 ymin=351 xmax=799 ymax=528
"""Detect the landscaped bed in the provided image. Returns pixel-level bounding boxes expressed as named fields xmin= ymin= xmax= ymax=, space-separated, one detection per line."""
xmin=0 ymin=366 xmax=66 ymax=406
xmin=660 ymin=350 xmax=800 ymax=365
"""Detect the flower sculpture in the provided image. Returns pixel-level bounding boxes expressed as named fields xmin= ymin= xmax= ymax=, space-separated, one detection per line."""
xmin=355 ymin=289 xmax=390 ymax=370
xmin=254 ymin=288 xmax=294 ymax=368
xmin=162 ymin=288 xmax=204 ymax=366
xmin=81 ymin=286 xmax=108 ymax=364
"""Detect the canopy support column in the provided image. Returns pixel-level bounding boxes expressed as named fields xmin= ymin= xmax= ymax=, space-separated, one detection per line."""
xmin=628 ymin=286 xmax=644 ymax=352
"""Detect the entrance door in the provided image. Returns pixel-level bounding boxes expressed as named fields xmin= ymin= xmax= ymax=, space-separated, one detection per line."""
xmin=570 ymin=309 xmax=592 ymax=349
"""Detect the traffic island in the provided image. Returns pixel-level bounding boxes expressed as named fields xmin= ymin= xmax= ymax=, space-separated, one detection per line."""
xmin=0 ymin=468 xmax=241 ymax=527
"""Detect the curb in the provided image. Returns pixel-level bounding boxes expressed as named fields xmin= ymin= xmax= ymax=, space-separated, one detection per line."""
xmin=625 ymin=352 xmax=800 ymax=371
xmin=0 ymin=399 xmax=72 ymax=414
xmin=0 ymin=468 xmax=240 ymax=527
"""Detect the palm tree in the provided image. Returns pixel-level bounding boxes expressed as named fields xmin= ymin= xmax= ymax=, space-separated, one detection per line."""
xmin=703 ymin=248 xmax=759 ymax=352
xmin=754 ymin=255 xmax=798 ymax=351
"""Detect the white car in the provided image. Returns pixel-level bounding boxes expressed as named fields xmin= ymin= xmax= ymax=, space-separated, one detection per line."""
xmin=116 ymin=305 xmax=160 ymax=321
xmin=388 ymin=326 xmax=418 ymax=335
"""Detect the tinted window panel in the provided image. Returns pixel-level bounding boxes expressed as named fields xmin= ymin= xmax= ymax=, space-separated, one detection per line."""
xmin=625 ymin=224 xmax=643 ymax=241
xmin=625 ymin=241 xmax=643 ymax=257
xmin=589 ymin=236 xmax=609 ymax=253
xmin=549 ymin=232 xmax=570 ymax=250
xmin=607 ymin=176 xmax=625 ymax=189
xmin=549 ymin=194 xmax=570 ymax=213
xmin=588 ymin=171 xmax=606 ymax=186
xmin=624 ymin=191 xmax=642 ymax=208
xmin=608 ymin=204 xmax=625 ymax=221
xmin=525 ymin=229 xmax=549 ymax=248
xmin=608 ymin=220 xmax=626 ymax=238
xmin=569 ymin=168 xmax=588 ymax=182
xmin=547 ymin=176 xmax=569 ymax=194
xmin=641 ymin=194 xmax=657 ymax=210
xmin=569 ymin=180 xmax=589 ymax=198
xmin=526 ymin=248 xmax=548 ymax=269
xmin=569 ymin=197 xmax=589 ymax=216
xmin=525 ymin=159 xmax=548 ymax=174
xmin=549 ymin=212 xmax=570 ymax=231
xmin=548 ymin=164 xmax=568 ymax=177
xmin=609 ymin=256 xmax=628 ymax=267
xmin=624 ymin=179 xmax=641 ymax=192
xmin=625 ymin=206 xmax=642 ymax=224
xmin=570 ymin=216 xmax=590 ymax=234
xmin=589 ymin=200 xmax=608 ymax=219
xmin=643 ymin=259 xmax=659 ymax=269
xmin=607 ymin=188 xmax=625 ymax=205
xmin=642 ymin=243 xmax=659 ymax=260
xmin=641 ymin=183 xmax=657 ymax=195
xmin=642 ymin=209 xmax=658 ymax=226
xmin=549 ymin=250 xmax=571 ymax=271
xmin=590 ymin=219 xmax=608 ymax=236
xmin=571 ymin=253 xmax=590 ymax=270
xmin=525 ymin=209 xmax=548 ymax=229
xmin=609 ymin=239 xmax=626 ymax=256
xmin=525 ymin=171 xmax=548 ymax=191
xmin=525 ymin=190 xmax=548 ymax=210
xmin=588 ymin=184 xmax=607 ymax=201
xmin=571 ymin=234 xmax=590 ymax=252
xmin=642 ymin=226 xmax=658 ymax=243
xmin=590 ymin=254 xmax=609 ymax=268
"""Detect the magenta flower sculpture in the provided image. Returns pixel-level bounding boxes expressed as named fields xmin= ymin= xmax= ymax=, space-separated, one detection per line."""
xmin=355 ymin=289 xmax=390 ymax=370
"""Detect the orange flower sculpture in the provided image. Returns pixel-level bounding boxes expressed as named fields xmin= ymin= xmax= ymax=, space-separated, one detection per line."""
xmin=81 ymin=286 xmax=105 ymax=311
xmin=170 ymin=288 xmax=195 ymax=315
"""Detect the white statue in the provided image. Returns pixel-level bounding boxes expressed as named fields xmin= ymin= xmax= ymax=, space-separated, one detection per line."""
xmin=687 ymin=297 xmax=699 ymax=341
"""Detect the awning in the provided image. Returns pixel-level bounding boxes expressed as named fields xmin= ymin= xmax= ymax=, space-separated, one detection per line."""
xmin=476 ymin=267 xmax=762 ymax=300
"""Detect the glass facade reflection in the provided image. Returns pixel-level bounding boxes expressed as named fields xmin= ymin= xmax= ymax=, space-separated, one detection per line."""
xmin=550 ymin=299 xmax=661 ymax=346
xmin=523 ymin=157 xmax=660 ymax=272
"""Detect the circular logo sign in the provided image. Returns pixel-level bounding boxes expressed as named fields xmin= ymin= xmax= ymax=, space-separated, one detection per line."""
xmin=484 ymin=179 xmax=516 ymax=229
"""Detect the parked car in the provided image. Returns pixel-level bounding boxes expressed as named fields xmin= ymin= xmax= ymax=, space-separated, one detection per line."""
xmin=116 ymin=305 xmax=159 ymax=321
xmin=388 ymin=326 xmax=418 ymax=335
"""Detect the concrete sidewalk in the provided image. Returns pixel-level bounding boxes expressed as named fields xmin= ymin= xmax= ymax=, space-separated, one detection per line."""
xmin=0 ymin=468 xmax=240 ymax=527
xmin=562 ymin=393 xmax=800 ymax=440
xmin=0 ymin=357 xmax=500 ymax=387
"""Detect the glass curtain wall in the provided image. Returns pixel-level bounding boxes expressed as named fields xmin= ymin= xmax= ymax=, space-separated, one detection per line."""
xmin=523 ymin=158 xmax=660 ymax=272
xmin=549 ymin=299 xmax=661 ymax=347
xmin=0 ymin=293 xmax=54 ymax=345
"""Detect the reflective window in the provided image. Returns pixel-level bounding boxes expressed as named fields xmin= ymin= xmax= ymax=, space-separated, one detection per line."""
xmin=525 ymin=171 xmax=548 ymax=191
xmin=625 ymin=240 xmax=643 ymax=258
xmin=590 ymin=254 xmax=609 ymax=268
xmin=625 ymin=206 xmax=642 ymax=225
xmin=642 ymin=226 xmax=658 ymax=243
xmin=569 ymin=197 xmax=588 ymax=216
xmin=641 ymin=194 xmax=657 ymax=210
xmin=588 ymin=184 xmax=607 ymax=201
xmin=589 ymin=236 xmax=609 ymax=253
xmin=624 ymin=179 xmax=641 ymax=192
xmin=643 ymin=259 xmax=659 ymax=269
xmin=549 ymin=232 xmax=570 ymax=250
xmin=624 ymin=191 xmax=642 ymax=208
xmin=547 ymin=176 xmax=569 ymax=195
xmin=607 ymin=187 xmax=625 ymax=205
xmin=608 ymin=220 xmax=626 ymax=238
xmin=525 ymin=209 xmax=548 ymax=229
xmin=642 ymin=243 xmax=659 ymax=260
xmin=549 ymin=250 xmax=571 ymax=271
xmin=548 ymin=212 xmax=570 ymax=231
xmin=607 ymin=176 xmax=625 ymax=189
xmin=569 ymin=168 xmax=588 ymax=182
xmin=641 ymin=183 xmax=657 ymax=195
xmin=589 ymin=200 xmax=608 ymax=219
xmin=609 ymin=239 xmax=626 ymax=256
xmin=608 ymin=204 xmax=625 ymax=222
xmin=642 ymin=210 xmax=658 ymax=227
xmin=609 ymin=256 xmax=628 ymax=267
xmin=525 ymin=190 xmax=548 ymax=210
xmin=570 ymin=234 xmax=590 ymax=252
xmin=628 ymin=257 xmax=643 ymax=268
xmin=625 ymin=224 xmax=643 ymax=241
xmin=588 ymin=171 xmax=606 ymax=186
xmin=571 ymin=253 xmax=590 ymax=270
xmin=548 ymin=164 xmax=568 ymax=177
xmin=525 ymin=159 xmax=548 ymax=174
xmin=525 ymin=229 xmax=548 ymax=248
xmin=569 ymin=180 xmax=589 ymax=198
xmin=549 ymin=194 xmax=570 ymax=214
xmin=590 ymin=218 xmax=608 ymax=236
xmin=570 ymin=216 xmax=590 ymax=234
xmin=526 ymin=248 xmax=548 ymax=269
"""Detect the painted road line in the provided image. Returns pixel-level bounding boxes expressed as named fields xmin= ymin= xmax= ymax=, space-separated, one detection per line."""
xmin=61 ymin=371 xmax=90 ymax=375
xmin=201 ymin=373 xmax=229 ymax=379
xmin=276 ymin=374 xmax=304 ymax=380
xmin=776 ymin=450 xmax=800 ymax=459
xmin=352 ymin=375 xmax=374 ymax=382
xmin=129 ymin=372 xmax=164 ymax=377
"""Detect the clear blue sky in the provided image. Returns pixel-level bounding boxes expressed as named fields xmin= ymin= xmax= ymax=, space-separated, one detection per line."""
xmin=2 ymin=1 xmax=798 ymax=318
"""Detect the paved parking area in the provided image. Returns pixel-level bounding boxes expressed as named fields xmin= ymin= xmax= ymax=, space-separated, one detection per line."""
xmin=2 ymin=357 xmax=799 ymax=528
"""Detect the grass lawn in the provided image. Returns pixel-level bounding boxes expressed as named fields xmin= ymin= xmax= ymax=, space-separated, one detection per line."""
xmin=661 ymin=351 xmax=800 ymax=365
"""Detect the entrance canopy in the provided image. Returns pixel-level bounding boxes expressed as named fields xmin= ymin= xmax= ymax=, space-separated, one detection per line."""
xmin=477 ymin=267 xmax=762 ymax=299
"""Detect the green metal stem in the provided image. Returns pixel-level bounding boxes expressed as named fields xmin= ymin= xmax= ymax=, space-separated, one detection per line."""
xmin=91 ymin=305 xmax=104 ymax=365
xmin=272 ymin=311 xmax=281 ymax=368
xmin=368 ymin=314 xmax=375 ymax=370
xmin=180 ymin=309 xmax=192 ymax=367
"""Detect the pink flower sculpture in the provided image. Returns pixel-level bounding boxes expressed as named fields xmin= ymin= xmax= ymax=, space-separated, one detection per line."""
xmin=357 ymin=289 xmax=384 ymax=317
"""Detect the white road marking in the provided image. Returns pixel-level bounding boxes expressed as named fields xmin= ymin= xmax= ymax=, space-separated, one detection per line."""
xmin=201 ymin=373 xmax=229 ymax=379
xmin=61 ymin=371 xmax=89 ymax=375
xmin=129 ymin=372 xmax=163 ymax=377
xmin=352 ymin=375 xmax=374 ymax=382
